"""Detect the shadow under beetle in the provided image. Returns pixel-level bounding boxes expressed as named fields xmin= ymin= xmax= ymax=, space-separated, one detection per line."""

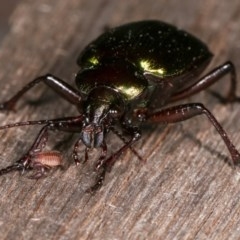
xmin=0 ymin=20 xmax=240 ymax=192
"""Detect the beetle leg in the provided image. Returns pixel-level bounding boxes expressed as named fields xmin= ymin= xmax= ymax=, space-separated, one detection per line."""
xmin=72 ymin=138 xmax=93 ymax=165
xmin=0 ymin=116 xmax=83 ymax=176
xmin=89 ymin=128 xmax=141 ymax=192
xmin=84 ymin=147 xmax=89 ymax=163
xmin=72 ymin=139 xmax=82 ymax=165
xmin=0 ymin=74 xmax=82 ymax=111
xmin=73 ymin=138 xmax=108 ymax=168
xmin=101 ymin=125 xmax=141 ymax=171
xmin=17 ymin=125 xmax=51 ymax=177
xmin=110 ymin=126 xmax=145 ymax=161
xmin=0 ymin=125 xmax=49 ymax=176
xmin=145 ymin=103 xmax=240 ymax=166
xmin=170 ymin=61 xmax=240 ymax=103
xmin=95 ymin=141 xmax=107 ymax=170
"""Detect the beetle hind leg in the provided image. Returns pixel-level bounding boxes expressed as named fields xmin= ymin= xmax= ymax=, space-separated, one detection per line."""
xmin=170 ymin=61 xmax=240 ymax=104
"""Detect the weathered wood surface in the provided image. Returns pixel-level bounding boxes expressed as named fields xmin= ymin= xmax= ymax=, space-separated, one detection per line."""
xmin=0 ymin=1 xmax=240 ymax=239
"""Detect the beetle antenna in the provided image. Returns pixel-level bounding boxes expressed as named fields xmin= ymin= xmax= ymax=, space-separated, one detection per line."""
xmin=0 ymin=116 xmax=84 ymax=131
xmin=0 ymin=120 xmax=51 ymax=130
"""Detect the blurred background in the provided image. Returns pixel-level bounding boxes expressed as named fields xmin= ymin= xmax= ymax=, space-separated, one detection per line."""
xmin=0 ymin=1 xmax=18 ymax=43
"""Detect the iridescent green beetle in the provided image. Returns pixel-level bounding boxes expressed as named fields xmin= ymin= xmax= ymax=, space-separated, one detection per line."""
xmin=0 ymin=20 xmax=239 ymax=191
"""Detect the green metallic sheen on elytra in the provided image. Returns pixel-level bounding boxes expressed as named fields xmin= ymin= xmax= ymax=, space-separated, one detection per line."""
xmin=76 ymin=20 xmax=213 ymax=102
xmin=78 ymin=20 xmax=212 ymax=77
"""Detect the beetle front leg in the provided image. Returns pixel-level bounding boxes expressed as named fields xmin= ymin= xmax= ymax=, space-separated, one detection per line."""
xmin=13 ymin=125 xmax=54 ymax=178
xmin=0 ymin=125 xmax=50 ymax=177
xmin=144 ymin=103 xmax=240 ymax=166
xmin=1 ymin=126 xmax=63 ymax=178
xmin=72 ymin=139 xmax=91 ymax=165
xmin=110 ymin=126 xmax=145 ymax=161
xmin=0 ymin=74 xmax=82 ymax=111
xmin=0 ymin=116 xmax=83 ymax=177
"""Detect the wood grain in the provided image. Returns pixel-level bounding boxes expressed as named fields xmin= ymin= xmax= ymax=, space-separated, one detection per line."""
xmin=0 ymin=0 xmax=240 ymax=239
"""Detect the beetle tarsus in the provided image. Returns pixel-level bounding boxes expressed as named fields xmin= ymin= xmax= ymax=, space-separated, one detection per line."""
xmin=94 ymin=142 xmax=108 ymax=170
xmin=228 ymin=148 xmax=240 ymax=167
xmin=0 ymin=162 xmax=24 ymax=176
xmin=0 ymin=152 xmax=62 ymax=179
xmin=0 ymin=153 xmax=34 ymax=176
xmin=0 ymin=101 xmax=16 ymax=111
xmin=87 ymin=168 xmax=107 ymax=193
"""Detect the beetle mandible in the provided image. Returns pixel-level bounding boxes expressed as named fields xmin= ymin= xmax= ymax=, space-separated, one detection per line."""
xmin=0 ymin=20 xmax=240 ymax=191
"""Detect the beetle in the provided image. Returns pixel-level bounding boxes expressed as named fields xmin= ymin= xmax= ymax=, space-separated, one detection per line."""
xmin=0 ymin=20 xmax=240 ymax=191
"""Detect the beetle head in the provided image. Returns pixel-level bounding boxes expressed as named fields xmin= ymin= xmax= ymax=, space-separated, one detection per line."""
xmin=81 ymin=86 xmax=125 ymax=148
